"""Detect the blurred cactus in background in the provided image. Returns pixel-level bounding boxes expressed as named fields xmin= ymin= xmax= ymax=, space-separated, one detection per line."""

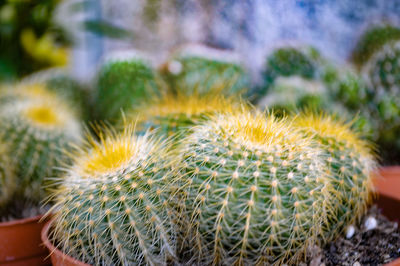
xmin=361 ymin=39 xmax=400 ymax=162
xmin=0 ymin=87 xmax=82 ymax=203
xmin=94 ymin=51 xmax=161 ymax=123
xmin=160 ymin=44 xmax=250 ymax=97
xmin=0 ymin=0 xmax=69 ymax=81
xmin=48 ymin=126 xmax=178 ymax=265
xmin=128 ymin=93 xmax=238 ymax=139
xmin=0 ymin=141 xmax=16 ymax=211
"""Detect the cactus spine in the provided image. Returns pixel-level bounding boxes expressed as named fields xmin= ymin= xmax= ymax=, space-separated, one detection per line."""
xmin=129 ymin=93 xmax=239 ymax=138
xmin=94 ymin=52 xmax=160 ymax=123
xmin=48 ymin=126 xmax=178 ymax=265
xmin=161 ymin=44 xmax=249 ymax=96
xmin=0 ymin=142 xmax=16 ymax=211
xmin=293 ymin=113 xmax=376 ymax=240
xmin=0 ymin=89 xmax=82 ymax=203
xmin=175 ymin=109 xmax=332 ymax=265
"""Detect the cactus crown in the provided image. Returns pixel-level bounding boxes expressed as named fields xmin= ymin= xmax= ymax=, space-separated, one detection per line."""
xmin=49 ymin=125 xmax=178 ymax=265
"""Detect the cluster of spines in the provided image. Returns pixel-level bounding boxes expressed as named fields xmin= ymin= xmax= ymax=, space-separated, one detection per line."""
xmin=94 ymin=56 xmax=160 ymax=123
xmin=48 ymin=126 xmax=178 ymax=265
xmin=292 ymin=113 xmax=376 ymax=240
xmin=175 ymin=109 xmax=333 ymax=265
xmin=0 ymin=89 xmax=82 ymax=203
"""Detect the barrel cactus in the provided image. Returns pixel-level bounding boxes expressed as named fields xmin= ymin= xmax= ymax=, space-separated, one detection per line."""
xmin=160 ymin=44 xmax=250 ymax=97
xmin=128 ymin=93 xmax=239 ymax=139
xmin=0 ymin=142 xmax=16 ymax=211
xmin=351 ymin=24 xmax=400 ymax=70
xmin=362 ymin=40 xmax=400 ymax=162
xmin=0 ymin=92 xmax=82 ymax=203
xmin=94 ymin=51 xmax=160 ymax=123
xmin=175 ymin=109 xmax=333 ymax=265
xmin=48 ymin=126 xmax=178 ymax=265
xmin=293 ymin=113 xmax=376 ymax=240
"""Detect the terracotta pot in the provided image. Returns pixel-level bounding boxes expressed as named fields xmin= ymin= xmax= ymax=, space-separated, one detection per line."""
xmin=375 ymin=166 xmax=400 ymax=266
xmin=41 ymin=221 xmax=90 ymax=266
xmin=0 ymin=215 xmax=50 ymax=266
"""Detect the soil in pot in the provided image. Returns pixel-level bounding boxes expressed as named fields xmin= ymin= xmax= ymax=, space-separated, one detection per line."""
xmin=0 ymin=200 xmax=50 ymax=266
xmin=302 ymin=205 xmax=400 ymax=266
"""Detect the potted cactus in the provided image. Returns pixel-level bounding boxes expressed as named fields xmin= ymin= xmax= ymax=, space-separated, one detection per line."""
xmin=42 ymin=126 xmax=179 ymax=265
xmin=0 ymin=84 xmax=82 ymax=265
xmin=160 ymin=43 xmax=250 ymax=97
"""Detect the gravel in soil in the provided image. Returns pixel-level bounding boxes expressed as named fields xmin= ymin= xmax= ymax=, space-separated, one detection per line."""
xmin=302 ymin=205 xmax=400 ymax=266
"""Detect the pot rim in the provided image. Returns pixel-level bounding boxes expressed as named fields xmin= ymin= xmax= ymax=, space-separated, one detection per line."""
xmin=41 ymin=220 xmax=90 ymax=266
xmin=0 ymin=214 xmax=43 ymax=227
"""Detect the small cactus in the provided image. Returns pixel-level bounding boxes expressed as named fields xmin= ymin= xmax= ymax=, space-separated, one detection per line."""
xmin=128 ymin=93 xmax=239 ymax=139
xmin=175 ymin=109 xmax=333 ymax=265
xmin=161 ymin=44 xmax=249 ymax=97
xmin=0 ymin=142 xmax=16 ymax=211
xmin=94 ymin=51 xmax=160 ymax=123
xmin=293 ymin=113 xmax=376 ymax=240
xmin=48 ymin=126 xmax=178 ymax=265
xmin=362 ymin=40 xmax=400 ymax=162
xmin=0 ymin=90 xmax=82 ymax=203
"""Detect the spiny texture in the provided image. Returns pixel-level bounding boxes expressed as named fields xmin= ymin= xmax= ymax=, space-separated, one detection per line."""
xmin=0 ymin=94 xmax=81 ymax=203
xmin=0 ymin=142 xmax=16 ymax=211
xmin=128 ymin=93 xmax=239 ymax=138
xmin=351 ymin=25 xmax=400 ymax=69
xmin=95 ymin=56 xmax=160 ymax=123
xmin=293 ymin=113 xmax=376 ymax=240
xmin=161 ymin=45 xmax=249 ymax=97
xmin=362 ymin=40 xmax=400 ymax=162
xmin=176 ymin=110 xmax=332 ymax=265
xmin=49 ymin=127 xmax=178 ymax=265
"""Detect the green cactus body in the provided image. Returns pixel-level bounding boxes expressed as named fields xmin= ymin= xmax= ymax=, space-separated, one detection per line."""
xmin=94 ymin=52 xmax=160 ymax=123
xmin=0 ymin=142 xmax=16 ymax=211
xmin=0 ymin=94 xmax=82 ymax=203
xmin=351 ymin=25 xmax=400 ymax=69
xmin=161 ymin=44 xmax=249 ymax=97
xmin=129 ymin=94 xmax=238 ymax=139
xmin=293 ymin=113 xmax=376 ymax=240
xmin=49 ymin=127 xmax=177 ymax=265
xmin=176 ymin=110 xmax=332 ymax=265
xmin=362 ymin=40 xmax=400 ymax=161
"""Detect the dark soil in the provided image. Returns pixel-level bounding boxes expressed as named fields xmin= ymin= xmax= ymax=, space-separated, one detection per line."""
xmin=0 ymin=199 xmax=49 ymax=222
xmin=303 ymin=205 xmax=400 ymax=266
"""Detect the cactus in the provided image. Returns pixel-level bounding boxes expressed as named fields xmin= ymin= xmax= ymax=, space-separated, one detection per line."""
xmin=175 ymin=109 xmax=333 ymax=265
xmin=128 ymin=93 xmax=239 ymax=139
xmin=293 ymin=113 xmax=376 ymax=240
xmin=351 ymin=24 xmax=400 ymax=70
xmin=362 ymin=40 xmax=400 ymax=162
xmin=94 ymin=51 xmax=160 ymax=123
xmin=257 ymin=75 xmax=331 ymax=115
xmin=48 ymin=126 xmax=178 ymax=265
xmin=0 ymin=91 xmax=82 ymax=203
xmin=0 ymin=142 xmax=16 ymax=211
xmin=255 ymin=46 xmax=319 ymax=97
xmin=161 ymin=44 xmax=250 ymax=97
xmin=21 ymin=68 xmax=90 ymax=120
